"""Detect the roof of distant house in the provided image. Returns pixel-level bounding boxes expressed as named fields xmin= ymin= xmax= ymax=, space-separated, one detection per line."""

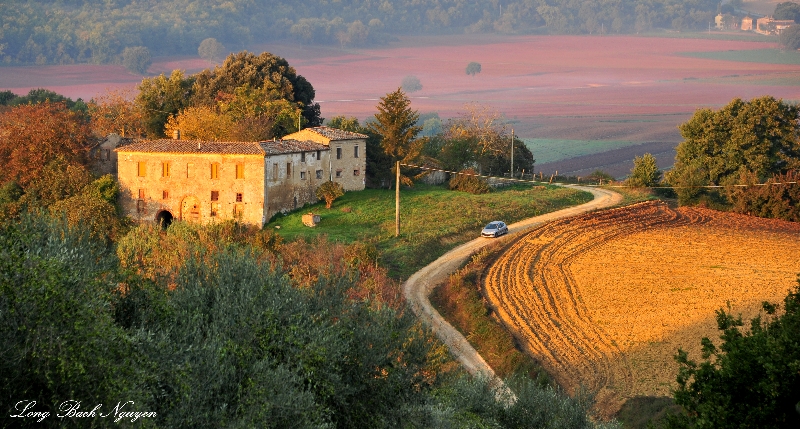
xmin=303 ymin=126 xmax=368 ymax=140
xmin=115 ymin=138 xmax=329 ymax=155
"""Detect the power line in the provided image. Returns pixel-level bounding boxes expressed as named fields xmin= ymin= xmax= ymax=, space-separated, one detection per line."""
xmin=399 ymin=163 xmax=799 ymax=190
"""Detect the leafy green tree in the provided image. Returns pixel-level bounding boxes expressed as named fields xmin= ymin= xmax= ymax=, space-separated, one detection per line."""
xmin=316 ymin=180 xmax=345 ymax=208
xmin=368 ymin=88 xmax=425 ymax=186
xmin=449 ymin=168 xmax=491 ymax=194
xmin=0 ymin=215 xmax=145 ymax=426
xmin=197 ymin=37 xmax=225 ymax=63
xmin=668 ymin=281 xmax=800 ymax=429
xmin=192 ymin=51 xmax=321 ymax=128
xmin=466 ymin=61 xmax=482 ymax=76
xmin=666 ymin=96 xmax=800 ymax=205
xmin=775 ymin=2 xmax=800 ymax=22
xmin=402 ymin=75 xmax=422 ymax=92
xmin=122 ymin=46 xmax=151 ymax=74
xmin=135 ymin=69 xmax=195 ymax=138
xmin=627 ymin=153 xmax=662 ymax=187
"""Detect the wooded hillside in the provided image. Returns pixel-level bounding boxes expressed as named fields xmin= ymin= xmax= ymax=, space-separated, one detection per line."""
xmin=0 ymin=0 xmax=719 ymax=65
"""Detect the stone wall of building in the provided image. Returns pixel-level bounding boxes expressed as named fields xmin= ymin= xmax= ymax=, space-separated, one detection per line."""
xmin=264 ymin=148 xmax=330 ymax=220
xmin=117 ymin=152 xmax=266 ymax=226
xmin=284 ymin=128 xmax=367 ymax=191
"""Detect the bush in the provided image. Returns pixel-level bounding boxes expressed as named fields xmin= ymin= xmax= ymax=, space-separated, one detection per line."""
xmin=627 ymin=153 xmax=662 ymax=187
xmin=316 ymin=180 xmax=345 ymax=208
xmin=449 ymin=168 xmax=491 ymax=194
xmin=727 ymin=170 xmax=800 ymax=221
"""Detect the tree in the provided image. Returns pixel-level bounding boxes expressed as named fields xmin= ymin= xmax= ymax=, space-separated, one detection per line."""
xmin=122 ymin=46 xmax=151 ymax=74
xmin=665 ymin=96 xmax=800 ymax=205
xmin=668 ymin=281 xmax=800 ymax=429
xmin=402 ymin=75 xmax=422 ymax=92
xmin=191 ymin=51 xmax=321 ymax=128
xmin=627 ymin=153 xmax=662 ymax=187
xmin=466 ymin=61 xmax=482 ymax=76
xmin=780 ymin=25 xmax=800 ymax=50
xmin=316 ymin=180 xmax=344 ymax=208
xmin=775 ymin=2 xmax=800 ymax=22
xmin=0 ymin=102 xmax=93 ymax=188
xmin=448 ymin=168 xmax=490 ymax=194
xmin=367 ymin=89 xmax=425 ymax=186
xmin=135 ymin=70 xmax=194 ymax=138
xmin=164 ymin=105 xmax=235 ymax=141
xmin=88 ymin=88 xmax=146 ymax=137
xmin=198 ymin=38 xmax=225 ymax=63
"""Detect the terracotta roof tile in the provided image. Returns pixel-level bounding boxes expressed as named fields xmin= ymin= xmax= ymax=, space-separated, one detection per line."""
xmin=260 ymin=139 xmax=329 ymax=155
xmin=115 ymin=138 xmax=330 ymax=156
xmin=116 ymin=139 xmax=266 ymax=155
xmin=305 ymin=126 xmax=368 ymax=140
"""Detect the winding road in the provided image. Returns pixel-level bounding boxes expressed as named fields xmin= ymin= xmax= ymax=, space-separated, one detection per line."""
xmin=402 ymin=185 xmax=623 ymax=385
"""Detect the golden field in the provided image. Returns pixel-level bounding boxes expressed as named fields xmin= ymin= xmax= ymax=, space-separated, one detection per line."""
xmin=483 ymin=201 xmax=800 ymax=417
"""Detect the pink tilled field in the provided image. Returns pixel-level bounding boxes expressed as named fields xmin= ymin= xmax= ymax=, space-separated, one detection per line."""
xmin=2 ymin=34 xmax=799 ymax=174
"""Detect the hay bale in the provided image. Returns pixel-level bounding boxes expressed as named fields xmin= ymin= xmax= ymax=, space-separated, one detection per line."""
xmin=302 ymin=212 xmax=321 ymax=227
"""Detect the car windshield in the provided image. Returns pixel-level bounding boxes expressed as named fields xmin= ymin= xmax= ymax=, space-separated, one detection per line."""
xmin=485 ymin=224 xmax=497 ymax=229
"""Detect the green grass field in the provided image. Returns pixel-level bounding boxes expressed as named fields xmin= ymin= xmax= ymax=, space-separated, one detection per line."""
xmin=268 ymin=183 xmax=592 ymax=278
xmin=680 ymin=48 xmax=800 ymax=64
xmin=523 ymin=138 xmax=640 ymax=164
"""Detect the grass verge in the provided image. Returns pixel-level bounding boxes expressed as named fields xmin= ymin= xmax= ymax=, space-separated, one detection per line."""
xmin=268 ymin=183 xmax=592 ymax=278
xmin=429 ymin=241 xmax=549 ymax=382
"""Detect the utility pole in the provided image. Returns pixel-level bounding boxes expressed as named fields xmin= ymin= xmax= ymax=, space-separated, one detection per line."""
xmin=510 ymin=129 xmax=514 ymax=178
xmin=395 ymin=161 xmax=400 ymax=237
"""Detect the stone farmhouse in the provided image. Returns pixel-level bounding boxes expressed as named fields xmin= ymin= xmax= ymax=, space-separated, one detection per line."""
xmin=112 ymin=127 xmax=367 ymax=227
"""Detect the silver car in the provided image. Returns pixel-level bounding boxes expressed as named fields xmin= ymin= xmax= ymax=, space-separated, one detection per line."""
xmin=481 ymin=221 xmax=508 ymax=238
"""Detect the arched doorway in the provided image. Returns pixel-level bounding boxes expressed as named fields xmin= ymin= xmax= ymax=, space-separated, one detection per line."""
xmin=180 ymin=196 xmax=201 ymax=223
xmin=155 ymin=210 xmax=174 ymax=229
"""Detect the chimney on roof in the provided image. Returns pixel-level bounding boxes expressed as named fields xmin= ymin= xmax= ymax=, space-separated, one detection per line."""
xmin=197 ymin=142 xmax=201 ymax=150
xmin=173 ymin=129 xmax=181 ymax=140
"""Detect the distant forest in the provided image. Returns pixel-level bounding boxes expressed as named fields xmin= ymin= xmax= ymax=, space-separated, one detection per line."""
xmin=0 ymin=0 xmax=721 ymax=66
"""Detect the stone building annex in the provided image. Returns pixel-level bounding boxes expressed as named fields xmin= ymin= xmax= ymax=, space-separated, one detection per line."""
xmin=107 ymin=127 xmax=367 ymax=227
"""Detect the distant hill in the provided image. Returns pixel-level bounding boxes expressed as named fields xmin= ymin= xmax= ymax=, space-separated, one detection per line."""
xmin=0 ymin=0 xmax=721 ymax=66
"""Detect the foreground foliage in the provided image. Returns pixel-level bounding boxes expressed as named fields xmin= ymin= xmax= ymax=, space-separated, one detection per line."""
xmin=668 ymin=281 xmax=800 ymax=429
xmin=1 ymin=214 xmax=617 ymax=428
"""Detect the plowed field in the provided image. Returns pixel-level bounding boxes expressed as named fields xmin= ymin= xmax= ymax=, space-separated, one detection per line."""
xmin=483 ymin=201 xmax=800 ymax=417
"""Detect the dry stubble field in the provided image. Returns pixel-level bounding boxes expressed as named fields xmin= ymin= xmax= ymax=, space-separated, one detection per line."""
xmin=483 ymin=201 xmax=800 ymax=417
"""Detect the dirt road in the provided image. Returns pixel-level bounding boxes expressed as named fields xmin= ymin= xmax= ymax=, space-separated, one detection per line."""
xmin=402 ymin=185 xmax=623 ymax=383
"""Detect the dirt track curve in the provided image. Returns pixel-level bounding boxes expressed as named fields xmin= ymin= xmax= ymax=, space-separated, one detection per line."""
xmin=402 ymin=186 xmax=623 ymax=384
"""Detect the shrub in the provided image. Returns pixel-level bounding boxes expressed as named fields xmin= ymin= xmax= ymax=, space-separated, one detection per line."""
xmin=316 ymin=180 xmax=345 ymax=208
xmin=627 ymin=153 xmax=662 ymax=187
xmin=449 ymin=168 xmax=491 ymax=194
xmin=466 ymin=61 xmax=482 ymax=76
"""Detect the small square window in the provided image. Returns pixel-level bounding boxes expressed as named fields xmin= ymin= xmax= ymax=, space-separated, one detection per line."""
xmin=162 ymin=190 xmax=169 ymax=199
xmin=300 ymin=171 xmax=306 ymax=180
xmin=211 ymin=202 xmax=219 ymax=217
xmin=137 ymin=162 xmax=147 ymax=177
xmin=236 ymin=163 xmax=244 ymax=179
xmin=211 ymin=191 xmax=219 ymax=201
xmin=138 ymin=189 xmax=145 ymax=199
xmin=273 ymin=163 xmax=278 ymax=180
xmin=236 ymin=193 xmax=243 ymax=202
xmin=286 ymin=163 xmax=291 ymax=177
xmin=354 ymin=146 xmax=359 ymax=158
xmin=316 ymin=170 xmax=323 ymax=179
xmin=104 ymin=149 xmax=111 ymax=161
xmin=210 ymin=163 xmax=219 ymax=179
xmin=162 ymin=161 xmax=170 ymax=177
xmin=317 ymin=150 xmax=321 ymax=160
xmin=336 ymin=147 xmax=342 ymax=159
xmin=354 ymin=169 xmax=360 ymax=176
xmin=301 ymin=152 xmax=306 ymax=163
xmin=335 ymin=169 xmax=342 ymax=178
